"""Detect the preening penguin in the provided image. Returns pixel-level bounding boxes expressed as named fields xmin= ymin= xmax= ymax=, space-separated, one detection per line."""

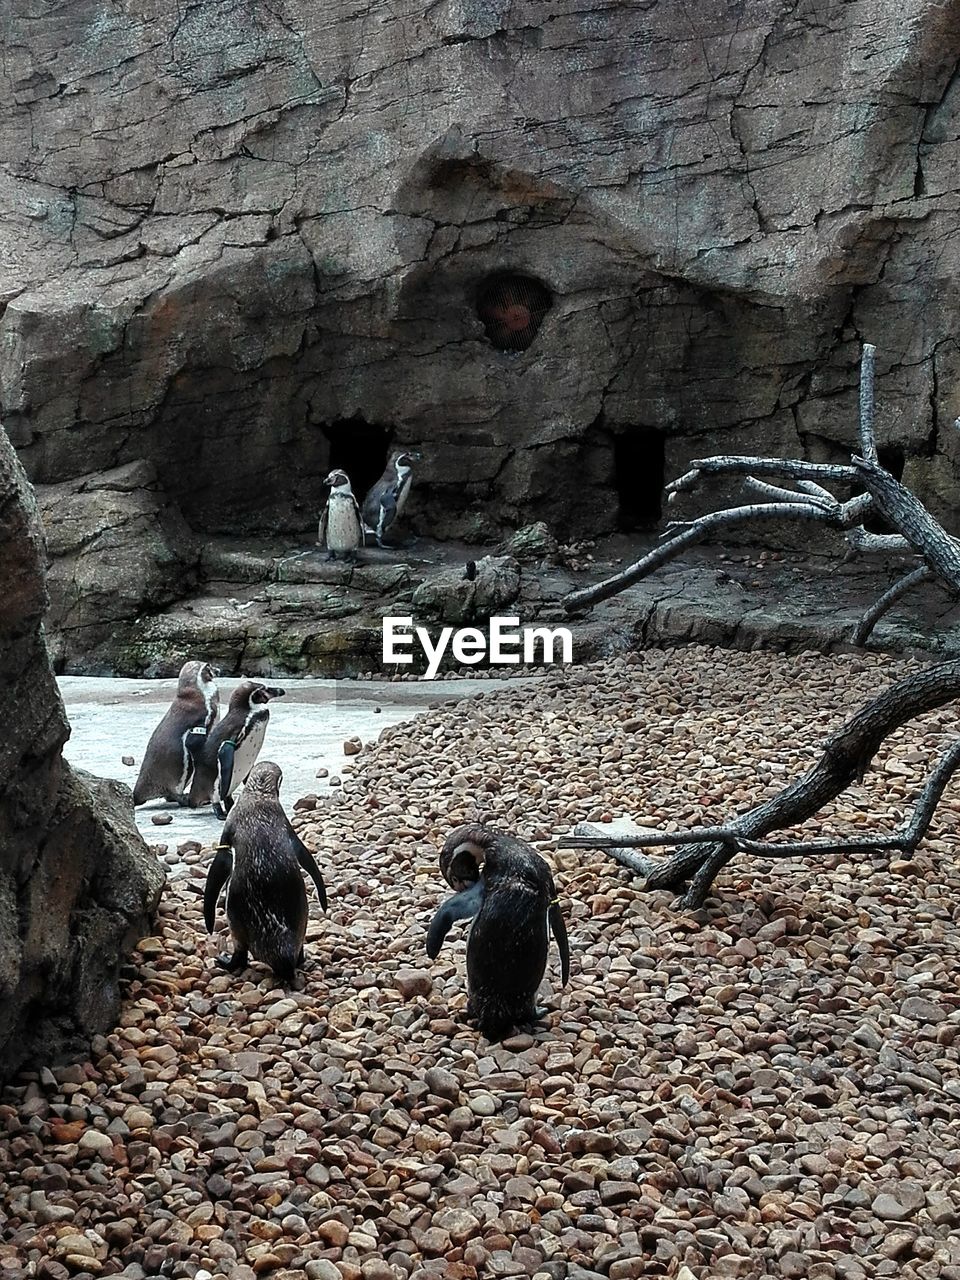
xmin=133 ymin=660 xmax=219 ymax=805
xmin=204 ymin=761 xmax=328 ymax=984
xmin=319 ymin=469 xmax=364 ymax=560
xmin=426 ymin=824 xmax=570 ymax=1041
xmin=187 ymin=679 xmax=285 ymax=817
xmin=362 ymin=449 xmax=420 ymax=547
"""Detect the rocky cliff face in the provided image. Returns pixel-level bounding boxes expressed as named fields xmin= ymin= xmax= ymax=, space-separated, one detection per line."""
xmin=2 ymin=1 xmax=960 ymax=549
xmin=0 ymin=426 xmax=164 ymax=1078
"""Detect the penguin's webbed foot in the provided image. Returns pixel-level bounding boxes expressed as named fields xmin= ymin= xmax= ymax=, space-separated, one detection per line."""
xmin=213 ymin=796 xmax=233 ymax=820
xmin=215 ymin=948 xmax=248 ymax=973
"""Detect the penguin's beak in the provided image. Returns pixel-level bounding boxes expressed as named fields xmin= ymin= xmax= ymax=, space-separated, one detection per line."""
xmin=262 ymin=687 xmax=286 ymax=700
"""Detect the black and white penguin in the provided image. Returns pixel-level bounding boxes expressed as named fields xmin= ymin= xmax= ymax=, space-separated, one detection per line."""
xmin=362 ymin=449 xmax=420 ymax=547
xmin=203 ymin=761 xmax=328 ymax=984
xmin=426 ymin=823 xmax=570 ymax=1040
xmin=187 ymin=679 xmax=285 ymax=817
xmin=132 ymin=660 xmax=219 ymax=805
xmin=319 ymin=469 xmax=364 ymax=560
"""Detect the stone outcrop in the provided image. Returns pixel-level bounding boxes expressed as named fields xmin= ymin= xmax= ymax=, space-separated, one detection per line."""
xmin=36 ymin=460 xmax=198 ymax=669
xmin=0 ymin=426 xmax=164 ymax=1079
xmin=3 ymin=0 xmax=960 ymax=560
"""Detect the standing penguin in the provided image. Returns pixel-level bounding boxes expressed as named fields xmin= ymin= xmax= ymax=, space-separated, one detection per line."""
xmin=362 ymin=449 xmax=420 ymax=547
xmin=187 ymin=679 xmax=285 ymax=817
xmin=204 ymin=761 xmax=328 ymax=983
xmin=132 ymin=660 xmax=219 ymax=805
xmin=319 ymin=469 xmax=364 ymax=560
xmin=426 ymin=824 xmax=570 ymax=1040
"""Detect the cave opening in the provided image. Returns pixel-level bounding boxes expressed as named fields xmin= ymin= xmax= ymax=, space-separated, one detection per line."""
xmin=321 ymin=417 xmax=393 ymax=500
xmin=863 ymin=445 xmax=905 ymax=533
xmin=613 ymin=429 xmax=665 ymax=530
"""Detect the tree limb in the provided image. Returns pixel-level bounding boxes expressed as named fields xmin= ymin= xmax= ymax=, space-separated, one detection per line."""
xmin=565 ymin=500 xmax=839 ymax=613
xmin=666 ymin=456 xmax=858 ymax=499
xmin=563 ymin=659 xmax=960 ymax=907
xmin=852 ymin=564 xmax=933 ymax=645
xmin=852 ymin=456 xmax=960 ymax=592
xmin=859 ymin=343 xmax=878 ymax=464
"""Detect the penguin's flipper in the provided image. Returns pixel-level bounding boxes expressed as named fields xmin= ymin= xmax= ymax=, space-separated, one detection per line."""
xmin=293 ymin=834 xmax=328 ymax=911
xmin=203 ymin=846 xmax=233 ymax=934
xmin=318 ymin=505 xmax=328 ymax=547
xmin=216 ymin=738 xmax=237 ymax=806
xmin=351 ymin=491 xmax=366 ymax=547
xmin=549 ymin=900 xmax=570 ymax=987
xmin=425 ymin=880 xmax=486 ymax=959
xmin=182 ymin=726 xmax=207 ymax=792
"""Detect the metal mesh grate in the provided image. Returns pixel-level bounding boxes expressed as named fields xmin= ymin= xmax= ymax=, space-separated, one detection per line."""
xmin=476 ymin=274 xmax=552 ymax=351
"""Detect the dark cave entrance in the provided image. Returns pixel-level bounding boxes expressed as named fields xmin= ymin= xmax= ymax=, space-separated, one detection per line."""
xmin=862 ymin=445 xmax=905 ymax=534
xmin=321 ymin=418 xmax=392 ymax=500
xmin=613 ymin=429 xmax=665 ymax=530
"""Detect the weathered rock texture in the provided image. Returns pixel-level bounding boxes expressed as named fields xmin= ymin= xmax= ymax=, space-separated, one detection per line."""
xmin=36 ymin=459 xmax=199 ymax=668
xmin=4 ymin=0 xmax=960 ymax=552
xmin=0 ymin=425 xmax=165 ymax=1079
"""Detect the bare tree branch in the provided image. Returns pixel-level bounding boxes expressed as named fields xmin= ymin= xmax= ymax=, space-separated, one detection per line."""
xmin=859 ymin=343 xmax=878 ymax=464
xmin=852 ymin=457 xmax=960 ymax=593
xmin=562 ymin=347 xmax=960 ymax=644
xmin=851 ymin=565 xmax=933 ymax=645
xmin=560 ymin=659 xmax=960 ymax=908
xmin=741 ymin=477 xmax=835 ymax=508
xmin=566 ymin=734 xmax=960 ymax=865
xmin=666 ymin=456 xmax=857 ymax=500
xmin=566 ymin=500 xmax=840 ymax=613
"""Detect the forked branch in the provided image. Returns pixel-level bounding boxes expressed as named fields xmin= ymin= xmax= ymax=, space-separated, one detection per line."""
xmin=563 ymin=345 xmax=960 ymax=644
xmin=558 ymin=659 xmax=960 ymax=907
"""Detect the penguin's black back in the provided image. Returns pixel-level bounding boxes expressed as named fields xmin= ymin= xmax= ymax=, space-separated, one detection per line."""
xmin=228 ymin=809 xmax=307 ymax=979
xmin=466 ymin=841 xmax=554 ymax=1039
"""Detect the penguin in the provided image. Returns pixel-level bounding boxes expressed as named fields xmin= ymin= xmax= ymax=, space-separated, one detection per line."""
xmin=319 ymin=469 xmax=364 ymax=560
xmin=362 ymin=449 xmax=420 ymax=547
xmin=132 ymin=660 xmax=219 ymax=805
xmin=426 ymin=823 xmax=570 ymax=1040
xmin=203 ymin=761 xmax=328 ymax=984
xmin=187 ymin=679 xmax=285 ymax=818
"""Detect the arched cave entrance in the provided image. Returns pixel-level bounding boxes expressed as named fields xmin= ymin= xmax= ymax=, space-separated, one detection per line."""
xmin=613 ymin=429 xmax=665 ymax=530
xmin=321 ymin=418 xmax=393 ymax=499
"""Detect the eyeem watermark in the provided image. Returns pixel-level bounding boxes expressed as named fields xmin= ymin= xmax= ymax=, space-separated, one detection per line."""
xmin=383 ymin=616 xmax=574 ymax=679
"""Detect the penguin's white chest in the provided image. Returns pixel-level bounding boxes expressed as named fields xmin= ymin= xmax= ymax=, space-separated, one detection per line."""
xmin=394 ymin=469 xmax=412 ymax=519
xmin=326 ymin=493 xmax=362 ymax=551
xmin=216 ymin=715 xmax=268 ymax=802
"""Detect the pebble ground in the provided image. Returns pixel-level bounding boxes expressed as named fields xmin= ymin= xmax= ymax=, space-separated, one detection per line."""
xmin=4 ymin=646 xmax=960 ymax=1280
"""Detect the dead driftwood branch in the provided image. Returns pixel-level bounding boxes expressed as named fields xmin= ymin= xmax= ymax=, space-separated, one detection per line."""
xmin=558 ymin=659 xmax=960 ymax=908
xmin=563 ymin=345 xmax=960 ymax=643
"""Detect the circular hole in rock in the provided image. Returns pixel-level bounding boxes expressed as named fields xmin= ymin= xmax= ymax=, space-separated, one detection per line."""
xmin=476 ymin=273 xmax=552 ymax=351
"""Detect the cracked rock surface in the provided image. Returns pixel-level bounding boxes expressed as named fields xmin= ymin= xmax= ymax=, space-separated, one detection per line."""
xmin=4 ymin=2 xmax=960 ymax=547
xmin=3 ymin=647 xmax=960 ymax=1279
xmin=0 ymin=426 xmax=165 ymax=1080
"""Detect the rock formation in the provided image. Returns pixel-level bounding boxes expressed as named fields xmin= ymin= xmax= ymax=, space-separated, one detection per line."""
xmin=4 ymin=0 xmax=960 ymax=546
xmin=0 ymin=425 xmax=164 ymax=1079
xmin=3 ymin=1 xmax=960 ymax=667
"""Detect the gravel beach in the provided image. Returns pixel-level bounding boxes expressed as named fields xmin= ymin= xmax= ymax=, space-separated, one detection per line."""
xmin=3 ymin=646 xmax=960 ymax=1280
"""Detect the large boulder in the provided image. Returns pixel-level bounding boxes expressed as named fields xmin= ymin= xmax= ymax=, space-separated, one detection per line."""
xmin=35 ymin=459 xmax=198 ymax=670
xmin=2 ymin=2 xmax=960 ymax=541
xmin=0 ymin=426 xmax=164 ymax=1080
